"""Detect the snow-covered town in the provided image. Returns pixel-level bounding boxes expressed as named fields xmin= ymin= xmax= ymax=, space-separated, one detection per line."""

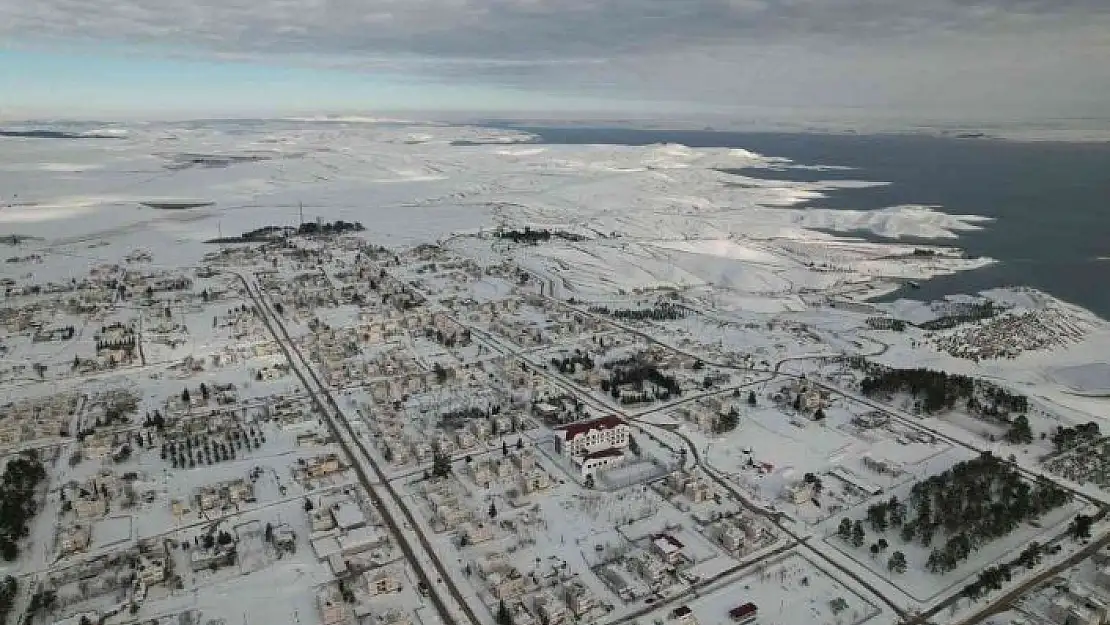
xmin=1 ymin=120 xmax=1109 ymax=625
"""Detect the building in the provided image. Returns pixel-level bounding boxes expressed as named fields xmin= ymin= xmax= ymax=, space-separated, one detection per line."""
xmin=630 ymin=552 xmax=669 ymax=585
xmin=190 ymin=545 xmax=236 ymax=572
xmin=317 ymin=592 xmax=351 ymax=625
xmin=58 ymin=525 xmax=92 ymax=556
xmin=520 ymin=471 xmax=551 ymax=494
xmin=306 ymin=454 xmax=343 ymax=478
xmin=672 ymin=606 xmax=698 ymax=624
xmin=462 ymin=522 xmax=494 ymax=545
xmin=73 ymin=497 xmax=108 ymax=520
xmin=784 ymin=482 xmax=813 ymax=505
xmin=490 ymin=569 xmax=527 ymax=600
xmin=651 ymin=534 xmax=685 ymax=565
xmin=554 ymin=416 xmax=630 ymax=457
xmin=728 ymin=603 xmax=758 ymax=624
xmin=716 ymin=524 xmax=747 ymax=553
xmin=330 ymin=500 xmax=367 ymax=531
xmin=365 ymin=570 xmax=402 ymax=596
xmin=576 ymin=447 xmax=625 ymax=478
xmin=338 ymin=525 xmax=390 ymax=556
xmin=273 ymin=524 xmax=297 ymax=551
xmin=1047 ymin=596 xmax=1100 ymax=625
xmin=564 ymin=582 xmax=597 ymax=618
xmin=512 ymin=449 xmax=537 ymax=473
xmin=469 ymin=461 xmax=493 ymax=487
xmin=1058 ymin=585 xmax=1110 ymax=624
xmin=534 ymin=591 xmax=567 ymax=624
xmin=137 ymin=554 xmax=167 ymax=585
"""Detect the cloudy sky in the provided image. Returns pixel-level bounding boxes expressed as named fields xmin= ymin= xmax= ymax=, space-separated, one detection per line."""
xmin=2 ymin=0 xmax=1109 ymax=124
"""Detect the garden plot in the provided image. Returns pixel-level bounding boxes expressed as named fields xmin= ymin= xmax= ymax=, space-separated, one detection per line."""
xmin=672 ymin=553 xmax=881 ymax=625
xmin=701 ymin=406 xmax=860 ymax=502
xmin=1045 ymin=437 xmax=1110 ymax=490
xmin=91 ymin=516 xmax=134 ymax=549
xmin=232 ymin=520 xmax=270 ymax=574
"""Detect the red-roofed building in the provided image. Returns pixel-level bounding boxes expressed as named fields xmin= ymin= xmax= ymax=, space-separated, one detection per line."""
xmin=554 ymin=416 xmax=630 ymax=457
xmin=728 ymin=603 xmax=758 ymax=623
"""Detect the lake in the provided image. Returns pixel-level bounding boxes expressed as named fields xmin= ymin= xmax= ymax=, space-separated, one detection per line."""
xmin=516 ymin=127 xmax=1110 ymax=320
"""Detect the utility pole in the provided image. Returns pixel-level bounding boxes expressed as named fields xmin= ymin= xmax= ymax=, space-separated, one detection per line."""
xmin=299 ymin=202 xmax=304 ymax=227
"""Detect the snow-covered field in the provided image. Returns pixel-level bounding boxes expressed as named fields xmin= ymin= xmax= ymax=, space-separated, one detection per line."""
xmin=3 ymin=119 xmax=1110 ymax=625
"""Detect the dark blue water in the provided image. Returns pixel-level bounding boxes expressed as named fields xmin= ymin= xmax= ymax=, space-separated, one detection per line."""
xmin=512 ymin=127 xmax=1110 ymax=320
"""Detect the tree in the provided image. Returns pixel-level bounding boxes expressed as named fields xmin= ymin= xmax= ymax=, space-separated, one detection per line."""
xmin=792 ymin=395 xmax=802 ymax=412
xmin=432 ymin=451 xmax=452 ymax=478
xmin=888 ymin=551 xmax=908 ymax=574
xmin=1071 ymin=514 xmax=1094 ymax=540
xmin=851 ymin=520 xmax=866 ymax=548
xmin=878 ymin=538 xmax=889 ymax=552
xmin=497 ymin=599 xmax=512 ymax=625
xmin=489 ymin=502 xmax=498 ymax=518
xmin=870 ymin=543 xmax=881 ymax=557
xmin=0 ymin=541 xmax=17 ymax=562
xmin=516 ymin=437 xmax=524 ymax=451
xmin=837 ymin=518 xmax=852 ymax=541
xmin=27 ymin=590 xmax=56 ymax=615
xmin=813 ymin=407 xmax=826 ymax=420
xmin=181 ymin=387 xmax=191 ymax=404
xmin=888 ymin=496 xmax=905 ymax=527
xmin=1006 ymin=414 xmax=1033 ymax=444
xmin=867 ymin=502 xmax=889 ymax=532
xmin=748 ymin=391 xmax=757 ymax=406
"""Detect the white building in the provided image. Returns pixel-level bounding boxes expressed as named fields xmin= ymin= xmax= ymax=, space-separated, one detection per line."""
xmin=575 ymin=448 xmax=626 ymax=478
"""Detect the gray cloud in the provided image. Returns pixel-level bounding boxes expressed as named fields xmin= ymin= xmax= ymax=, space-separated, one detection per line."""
xmin=3 ymin=0 xmax=1109 ymax=120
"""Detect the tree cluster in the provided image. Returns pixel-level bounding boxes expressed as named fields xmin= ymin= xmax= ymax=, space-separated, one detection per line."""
xmin=841 ymin=454 xmax=1068 ymax=576
xmin=431 ymin=451 xmax=452 ymax=479
xmin=550 ymin=351 xmax=595 ymax=375
xmin=1051 ymin=422 xmax=1101 ymax=453
xmin=0 ymin=576 xmax=16 ymax=625
xmin=587 ymin=303 xmax=686 ymax=321
xmin=424 ymin=326 xmax=471 ymax=349
xmin=163 ymin=427 xmax=261 ymax=469
xmin=920 ymin=301 xmax=998 ymax=331
xmin=601 ymin=357 xmax=681 ymax=403
xmin=436 ymin=406 xmax=503 ymax=430
xmin=859 ymin=365 xmax=1028 ymax=420
xmin=296 ymin=220 xmax=365 ymax=236
xmin=714 ymin=407 xmax=740 ymax=434
xmin=494 ymin=226 xmax=583 ymax=245
xmin=908 ymin=455 xmax=1068 ymax=574
xmin=0 ymin=454 xmax=47 ymax=561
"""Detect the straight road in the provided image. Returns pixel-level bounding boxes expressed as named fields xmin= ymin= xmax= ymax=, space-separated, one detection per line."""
xmin=231 ymin=271 xmax=479 ymax=625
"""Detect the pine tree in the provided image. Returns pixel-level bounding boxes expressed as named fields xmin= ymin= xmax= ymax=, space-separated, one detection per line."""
xmin=851 ymin=520 xmax=866 ymax=548
xmin=888 ymin=551 xmax=907 ymax=574
xmin=837 ymin=518 xmax=852 ymax=541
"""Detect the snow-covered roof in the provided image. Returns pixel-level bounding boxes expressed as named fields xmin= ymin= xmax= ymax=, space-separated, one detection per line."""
xmin=554 ymin=415 xmax=625 ymax=441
